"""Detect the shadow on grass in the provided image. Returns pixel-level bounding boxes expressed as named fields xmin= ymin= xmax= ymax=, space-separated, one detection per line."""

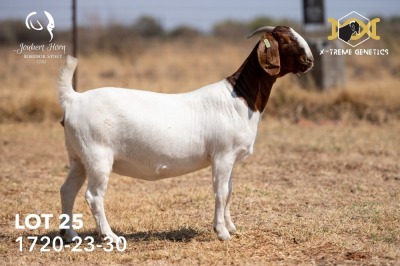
xmin=29 ymin=227 xmax=199 ymax=244
xmin=122 ymin=227 xmax=199 ymax=242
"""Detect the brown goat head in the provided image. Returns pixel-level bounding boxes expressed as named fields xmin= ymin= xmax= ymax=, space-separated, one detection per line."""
xmin=252 ymin=26 xmax=314 ymax=77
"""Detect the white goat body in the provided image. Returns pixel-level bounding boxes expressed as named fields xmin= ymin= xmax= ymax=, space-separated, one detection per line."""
xmin=58 ymin=26 xmax=314 ymax=242
xmin=62 ymin=80 xmax=257 ymax=180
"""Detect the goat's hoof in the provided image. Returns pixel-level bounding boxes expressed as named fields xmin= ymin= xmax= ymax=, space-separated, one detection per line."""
xmin=214 ymin=226 xmax=231 ymax=241
xmin=218 ymin=231 xmax=231 ymax=241
xmin=60 ymin=229 xmax=79 ymax=243
xmin=226 ymin=222 xmax=237 ymax=234
xmin=100 ymin=232 xmax=120 ymax=244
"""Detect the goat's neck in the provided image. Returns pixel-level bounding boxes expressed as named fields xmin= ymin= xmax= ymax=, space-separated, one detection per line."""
xmin=226 ymin=46 xmax=277 ymax=113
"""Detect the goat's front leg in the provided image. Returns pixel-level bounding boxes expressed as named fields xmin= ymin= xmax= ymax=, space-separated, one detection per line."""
xmin=212 ymin=156 xmax=235 ymax=240
xmin=224 ymin=176 xmax=236 ymax=233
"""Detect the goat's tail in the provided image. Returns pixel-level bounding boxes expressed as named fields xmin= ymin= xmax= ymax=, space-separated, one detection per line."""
xmin=57 ymin=55 xmax=78 ymax=110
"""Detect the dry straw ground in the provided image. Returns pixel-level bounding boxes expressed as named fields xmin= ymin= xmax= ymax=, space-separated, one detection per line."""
xmin=0 ymin=38 xmax=399 ymax=265
xmin=1 ymin=121 xmax=399 ymax=265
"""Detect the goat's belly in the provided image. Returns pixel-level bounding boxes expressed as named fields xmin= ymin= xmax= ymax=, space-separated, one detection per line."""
xmin=112 ymin=157 xmax=211 ymax=181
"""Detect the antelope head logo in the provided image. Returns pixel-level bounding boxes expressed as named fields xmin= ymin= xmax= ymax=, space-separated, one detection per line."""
xmin=25 ymin=11 xmax=55 ymax=42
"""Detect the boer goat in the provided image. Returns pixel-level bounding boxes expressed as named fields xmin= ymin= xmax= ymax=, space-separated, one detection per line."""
xmin=339 ymin=21 xmax=360 ymax=42
xmin=58 ymin=26 xmax=314 ymax=242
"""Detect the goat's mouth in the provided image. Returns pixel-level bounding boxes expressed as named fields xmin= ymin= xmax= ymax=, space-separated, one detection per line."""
xmin=299 ymin=61 xmax=313 ymax=73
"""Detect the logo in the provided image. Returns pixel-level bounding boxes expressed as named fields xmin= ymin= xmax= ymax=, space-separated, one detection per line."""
xmin=13 ymin=11 xmax=65 ymax=64
xmin=25 ymin=11 xmax=55 ymax=42
xmin=327 ymin=11 xmax=380 ymax=47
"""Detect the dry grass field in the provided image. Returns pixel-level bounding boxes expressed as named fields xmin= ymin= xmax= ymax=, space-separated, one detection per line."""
xmin=0 ymin=38 xmax=399 ymax=265
xmin=1 ymin=120 xmax=399 ymax=265
xmin=1 ymin=38 xmax=400 ymax=123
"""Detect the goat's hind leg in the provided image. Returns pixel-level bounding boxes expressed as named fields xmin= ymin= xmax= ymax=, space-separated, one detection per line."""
xmin=84 ymin=149 xmax=119 ymax=243
xmin=60 ymin=156 xmax=86 ymax=242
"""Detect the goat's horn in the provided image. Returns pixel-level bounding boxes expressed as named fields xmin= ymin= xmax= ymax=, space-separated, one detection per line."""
xmin=247 ymin=26 xmax=275 ymax=39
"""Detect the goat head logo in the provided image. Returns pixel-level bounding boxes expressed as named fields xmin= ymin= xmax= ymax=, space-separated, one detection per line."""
xmin=327 ymin=11 xmax=380 ymax=47
xmin=25 ymin=11 xmax=55 ymax=42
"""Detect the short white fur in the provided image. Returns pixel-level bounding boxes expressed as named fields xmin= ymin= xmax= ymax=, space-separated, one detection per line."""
xmin=59 ymin=57 xmax=259 ymax=242
xmin=58 ymin=27 xmax=313 ymax=243
xmin=290 ymin=28 xmax=314 ymax=71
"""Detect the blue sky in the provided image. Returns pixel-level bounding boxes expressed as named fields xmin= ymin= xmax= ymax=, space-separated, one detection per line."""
xmin=1 ymin=0 xmax=399 ymax=31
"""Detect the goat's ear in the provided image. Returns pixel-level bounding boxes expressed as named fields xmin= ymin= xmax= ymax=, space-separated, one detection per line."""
xmin=257 ymin=33 xmax=280 ymax=76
